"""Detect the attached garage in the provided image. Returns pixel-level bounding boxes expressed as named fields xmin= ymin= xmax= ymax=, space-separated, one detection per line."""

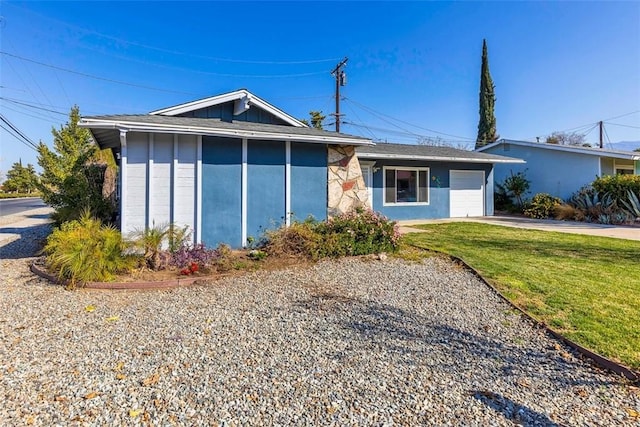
xmin=355 ymin=143 xmax=524 ymax=220
xmin=450 ymin=170 xmax=485 ymax=217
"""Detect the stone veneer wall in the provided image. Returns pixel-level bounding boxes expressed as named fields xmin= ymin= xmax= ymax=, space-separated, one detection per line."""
xmin=327 ymin=145 xmax=370 ymax=217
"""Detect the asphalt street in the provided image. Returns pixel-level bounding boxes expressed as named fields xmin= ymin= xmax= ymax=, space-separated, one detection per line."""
xmin=0 ymin=198 xmax=47 ymax=217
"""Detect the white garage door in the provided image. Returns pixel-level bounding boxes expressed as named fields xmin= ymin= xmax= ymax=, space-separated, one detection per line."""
xmin=450 ymin=170 xmax=485 ymax=217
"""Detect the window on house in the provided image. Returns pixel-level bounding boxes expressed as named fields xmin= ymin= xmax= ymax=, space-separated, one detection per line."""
xmin=615 ymin=164 xmax=634 ymax=175
xmin=384 ymin=167 xmax=429 ymax=205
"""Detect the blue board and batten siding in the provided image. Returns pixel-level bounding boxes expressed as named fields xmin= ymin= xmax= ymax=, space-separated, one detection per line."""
xmin=290 ymin=143 xmax=327 ymax=222
xmin=201 ymin=137 xmax=243 ymax=247
xmin=247 ymin=140 xmax=286 ymax=240
xmin=201 ymin=137 xmax=327 ymax=247
xmin=177 ymin=103 xmax=288 ymax=126
xmin=367 ymin=160 xmax=494 ymax=220
xmin=483 ymin=143 xmax=601 ymax=200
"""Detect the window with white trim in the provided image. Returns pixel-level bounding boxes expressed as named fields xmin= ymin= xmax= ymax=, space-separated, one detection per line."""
xmin=383 ymin=167 xmax=429 ymax=205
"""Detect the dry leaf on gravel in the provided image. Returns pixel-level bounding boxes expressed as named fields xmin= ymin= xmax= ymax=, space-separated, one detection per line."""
xmin=141 ymin=373 xmax=160 ymax=386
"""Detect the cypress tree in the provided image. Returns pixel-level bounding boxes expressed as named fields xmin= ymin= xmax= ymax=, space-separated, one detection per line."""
xmin=475 ymin=39 xmax=498 ymax=149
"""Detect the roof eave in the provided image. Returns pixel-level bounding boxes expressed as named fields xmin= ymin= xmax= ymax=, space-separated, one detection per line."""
xmin=356 ymin=152 xmax=525 ymax=164
xmin=480 ymin=139 xmax=640 ymax=160
xmin=79 ymin=119 xmax=373 ymax=146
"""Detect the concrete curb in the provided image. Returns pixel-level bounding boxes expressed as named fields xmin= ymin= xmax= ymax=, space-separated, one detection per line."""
xmin=30 ymin=262 xmax=213 ymax=290
xmin=410 ymin=245 xmax=640 ymax=384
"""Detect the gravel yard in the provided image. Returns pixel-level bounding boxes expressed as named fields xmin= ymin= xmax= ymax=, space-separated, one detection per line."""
xmin=1 ymin=219 xmax=639 ymax=426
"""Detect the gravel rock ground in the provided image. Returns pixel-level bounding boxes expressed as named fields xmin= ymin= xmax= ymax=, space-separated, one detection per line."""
xmin=1 ymin=219 xmax=639 ymax=426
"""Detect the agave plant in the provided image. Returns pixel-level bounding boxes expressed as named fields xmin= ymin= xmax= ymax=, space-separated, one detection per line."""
xmin=621 ymin=190 xmax=640 ymax=220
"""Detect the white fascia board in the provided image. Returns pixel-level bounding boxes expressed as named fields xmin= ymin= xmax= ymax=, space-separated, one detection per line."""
xmin=479 ymin=139 xmax=640 ymax=160
xmin=356 ymin=152 xmax=525 ymax=164
xmin=80 ymin=119 xmax=373 ymax=146
xmin=149 ymin=89 xmax=307 ymax=128
xmin=149 ymin=90 xmax=246 ymax=115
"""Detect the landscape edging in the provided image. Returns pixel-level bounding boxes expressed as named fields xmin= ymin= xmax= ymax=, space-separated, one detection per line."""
xmin=30 ymin=262 xmax=210 ymax=290
xmin=412 ymin=246 xmax=640 ymax=384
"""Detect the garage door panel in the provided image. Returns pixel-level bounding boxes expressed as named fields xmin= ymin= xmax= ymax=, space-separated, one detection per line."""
xmin=450 ymin=170 xmax=484 ymax=217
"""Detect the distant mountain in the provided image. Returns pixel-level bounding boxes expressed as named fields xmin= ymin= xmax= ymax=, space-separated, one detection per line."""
xmin=610 ymin=141 xmax=640 ymax=152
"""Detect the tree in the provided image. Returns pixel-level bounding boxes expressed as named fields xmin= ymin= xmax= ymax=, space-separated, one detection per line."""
xmin=37 ymin=106 xmax=116 ymax=224
xmin=2 ymin=160 xmax=39 ymax=193
xmin=475 ymin=39 xmax=499 ymax=149
xmin=299 ymin=110 xmax=326 ymax=130
xmin=544 ymin=131 xmax=589 ymax=146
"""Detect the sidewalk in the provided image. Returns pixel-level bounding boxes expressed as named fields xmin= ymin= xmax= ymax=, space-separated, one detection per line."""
xmin=0 ymin=207 xmax=53 ymax=246
xmin=398 ymin=216 xmax=640 ymax=241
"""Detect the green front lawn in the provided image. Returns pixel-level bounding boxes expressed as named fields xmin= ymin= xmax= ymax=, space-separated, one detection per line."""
xmin=404 ymin=223 xmax=640 ymax=370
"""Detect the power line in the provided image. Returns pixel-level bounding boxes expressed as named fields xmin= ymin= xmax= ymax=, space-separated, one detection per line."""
xmin=1 ymin=103 xmax=62 ymax=124
xmin=1 ymin=97 xmax=68 ymax=116
xmin=344 ymin=97 xmax=475 ymax=141
xmin=343 ymin=120 xmax=472 ymax=145
xmin=0 ymin=114 xmax=39 ymax=150
xmin=1 ymin=51 xmax=196 ymax=95
xmin=606 ymin=122 xmax=640 ymax=130
xmin=5 ymin=3 xmax=341 ymax=65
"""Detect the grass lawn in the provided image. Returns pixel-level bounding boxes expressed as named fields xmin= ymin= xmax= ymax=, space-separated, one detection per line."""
xmin=404 ymin=222 xmax=640 ymax=371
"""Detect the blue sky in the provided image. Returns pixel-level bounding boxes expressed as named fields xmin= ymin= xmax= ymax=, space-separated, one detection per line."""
xmin=1 ymin=1 xmax=639 ymax=174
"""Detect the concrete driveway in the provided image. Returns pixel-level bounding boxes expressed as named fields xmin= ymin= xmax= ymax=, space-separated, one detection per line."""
xmin=398 ymin=216 xmax=640 ymax=241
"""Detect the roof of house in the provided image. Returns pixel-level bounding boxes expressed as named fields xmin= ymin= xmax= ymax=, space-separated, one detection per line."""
xmin=80 ymin=114 xmax=373 ymax=149
xmin=356 ymin=142 xmax=524 ymax=164
xmin=149 ymin=89 xmax=306 ymax=127
xmin=477 ymin=139 xmax=640 ymax=161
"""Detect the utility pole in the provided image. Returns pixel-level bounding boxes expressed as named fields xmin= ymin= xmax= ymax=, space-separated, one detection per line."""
xmin=599 ymin=121 xmax=603 ymax=148
xmin=331 ymin=57 xmax=348 ymax=132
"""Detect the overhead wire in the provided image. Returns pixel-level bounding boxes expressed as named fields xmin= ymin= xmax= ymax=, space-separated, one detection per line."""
xmin=0 ymin=122 xmax=38 ymax=151
xmin=4 ymin=37 xmax=61 ymax=122
xmin=606 ymin=122 xmax=640 ymax=130
xmin=5 ymin=3 xmax=341 ymax=65
xmin=344 ymin=97 xmax=476 ymax=141
xmin=0 ymin=114 xmax=39 ymax=150
xmin=1 ymin=97 xmax=68 ymax=116
xmin=0 ymin=103 xmax=63 ymax=124
xmin=343 ymin=102 xmax=378 ymax=140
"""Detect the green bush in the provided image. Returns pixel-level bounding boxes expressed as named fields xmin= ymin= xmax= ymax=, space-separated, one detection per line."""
xmin=524 ymin=193 xmax=562 ymax=219
xmin=495 ymin=170 xmax=531 ymax=211
xmin=592 ymin=175 xmax=640 ymax=204
xmin=263 ymin=209 xmax=401 ymax=260
xmin=128 ymin=223 xmax=191 ymax=270
xmin=44 ymin=211 xmax=135 ymax=288
xmin=315 ymin=208 xmax=401 ymax=257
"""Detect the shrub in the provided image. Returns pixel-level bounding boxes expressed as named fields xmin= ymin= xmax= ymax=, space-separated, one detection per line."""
xmin=495 ymin=170 xmax=531 ymax=212
xmin=44 ymin=211 xmax=135 ymax=288
xmin=554 ymin=203 xmax=584 ymax=221
xmin=263 ymin=208 xmax=401 ymax=260
xmin=263 ymin=219 xmax=321 ymax=258
xmin=592 ymin=175 xmax=640 ymax=204
xmin=315 ymin=208 xmax=401 ymax=257
xmin=129 ymin=223 xmax=191 ymax=270
xmin=524 ymin=193 xmax=562 ymax=219
xmin=171 ymin=243 xmax=220 ymax=272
